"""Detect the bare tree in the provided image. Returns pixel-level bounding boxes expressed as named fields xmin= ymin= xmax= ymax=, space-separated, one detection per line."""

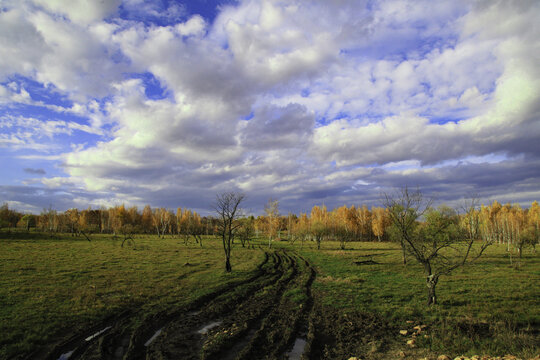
xmin=384 ymin=187 xmax=431 ymax=264
xmin=384 ymin=188 xmax=493 ymax=305
xmin=214 ymin=192 xmax=245 ymax=272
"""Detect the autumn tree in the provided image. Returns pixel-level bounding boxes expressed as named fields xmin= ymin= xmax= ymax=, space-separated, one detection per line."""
xmin=527 ymin=201 xmax=539 ymax=252
xmin=21 ymin=214 xmax=36 ymax=232
xmin=357 ymin=205 xmax=372 ymax=241
xmin=293 ymin=213 xmax=310 ymax=248
xmin=286 ymin=212 xmax=296 ymax=241
xmin=238 ymin=216 xmax=255 ymax=248
xmin=214 ymin=192 xmax=245 ymax=272
xmin=190 ymin=212 xmax=205 ymax=247
xmin=152 ymin=207 xmax=171 ymax=238
xmin=310 ymin=205 xmax=329 ymax=250
xmin=264 ymin=198 xmax=279 ymax=248
xmin=79 ymin=207 xmax=100 ymax=240
xmin=371 ymin=207 xmax=389 ymax=242
xmin=65 ymin=208 xmax=79 ymax=236
xmin=141 ymin=205 xmax=153 ymax=233
xmin=178 ymin=208 xmax=193 ymax=244
xmin=42 ymin=206 xmax=58 ymax=234
xmin=332 ymin=206 xmax=355 ymax=250
xmin=177 ymin=209 xmax=204 ymax=245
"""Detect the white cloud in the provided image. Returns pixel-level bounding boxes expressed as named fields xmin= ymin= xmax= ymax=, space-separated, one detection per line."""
xmin=176 ymin=15 xmax=206 ymax=37
xmin=0 ymin=7 xmax=49 ymax=80
xmin=32 ymin=0 xmax=121 ymax=24
xmin=30 ymin=11 xmax=126 ymax=99
xmin=1 ymin=0 xmax=539 ymax=212
xmin=0 ymin=115 xmax=101 ymax=153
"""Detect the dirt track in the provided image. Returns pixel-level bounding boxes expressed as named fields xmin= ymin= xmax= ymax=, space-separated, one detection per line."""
xmin=42 ymin=250 xmax=321 ymax=360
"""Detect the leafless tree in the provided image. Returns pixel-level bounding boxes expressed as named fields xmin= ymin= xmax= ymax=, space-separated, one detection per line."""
xmin=384 ymin=187 xmax=432 ymax=264
xmin=214 ymin=192 xmax=245 ymax=272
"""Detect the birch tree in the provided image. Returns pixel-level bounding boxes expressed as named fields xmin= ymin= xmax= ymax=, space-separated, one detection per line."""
xmin=264 ymin=198 xmax=279 ymax=248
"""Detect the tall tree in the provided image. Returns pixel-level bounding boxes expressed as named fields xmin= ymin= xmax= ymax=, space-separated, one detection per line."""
xmin=371 ymin=207 xmax=389 ymax=242
xmin=264 ymin=198 xmax=279 ymax=248
xmin=214 ymin=192 xmax=245 ymax=272
xmin=141 ymin=205 xmax=153 ymax=233
xmin=293 ymin=213 xmax=310 ymax=248
xmin=310 ymin=205 xmax=328 ymax=250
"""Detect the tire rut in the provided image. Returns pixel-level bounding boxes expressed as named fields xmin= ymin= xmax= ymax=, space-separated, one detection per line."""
xmin=42 ymin=250 xmax=318 ymax=360
xmin=201 ymin=251 xmax=317 ymax=360
xmin=42 ymin=251 xmax=273 ymax=360
xmin=144 ymin=251 xmax=295 ymax=360
xmin=200 ymin=251 xmax=300 ymax=360
xmin=236 ymin=253 xmax=316 ymax=360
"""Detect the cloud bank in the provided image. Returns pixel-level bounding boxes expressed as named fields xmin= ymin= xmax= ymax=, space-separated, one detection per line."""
xmin=1 ymin=0 xmax=539 ymax=214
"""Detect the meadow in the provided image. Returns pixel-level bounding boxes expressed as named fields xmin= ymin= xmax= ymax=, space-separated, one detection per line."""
xmin=284 ymin=240 xmax=540 ymax=358
xmin=0 ymin=231 xmax=538 ymax=359
xmin=0 ymin=232 xmax=263 ymax=359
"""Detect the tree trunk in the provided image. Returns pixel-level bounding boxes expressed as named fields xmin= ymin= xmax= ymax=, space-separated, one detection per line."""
xmin=426 ymin=275 xmax=438 ymax=306
xmin=401 ymin=239 xmax=407 ymax=264
xmin=225 ymin=256 xmax=232 ymax=272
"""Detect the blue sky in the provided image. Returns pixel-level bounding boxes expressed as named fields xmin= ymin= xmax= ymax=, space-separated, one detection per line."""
xmin=1 ymin=0 xmax=539 ymax=215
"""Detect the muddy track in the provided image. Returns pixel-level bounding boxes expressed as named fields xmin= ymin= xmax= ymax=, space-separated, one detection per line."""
xmin=42 ymin=250 xmax=319 ymax=360
xmin=42 ymin=252 xmax=272 ymax=360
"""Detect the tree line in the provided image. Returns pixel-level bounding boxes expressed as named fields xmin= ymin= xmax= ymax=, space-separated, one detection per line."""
xmin=1 ymin=199 xmax=538 ymax=253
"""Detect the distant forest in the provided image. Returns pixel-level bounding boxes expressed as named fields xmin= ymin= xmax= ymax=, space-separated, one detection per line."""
xmin=1 ymin=200 xmax=538 ymax=251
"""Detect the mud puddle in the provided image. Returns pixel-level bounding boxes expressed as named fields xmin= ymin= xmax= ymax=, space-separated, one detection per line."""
xmin=84 ymin=326 xmax=112 ymax=341
xmin=57 ymin=350 xmax=74 ymax=360
xmin=144 ymin=328 xmax=163 ymax=346
xmin=56 ymin=326 xmax=112 ymax=359
xmin=197 ymin=321 xmax=223 ymax=334
xmin=286 ymin=336 xmax=307 ymax=359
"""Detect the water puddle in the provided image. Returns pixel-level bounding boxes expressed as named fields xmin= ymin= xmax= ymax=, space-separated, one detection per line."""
xmin=58 ymin=350 xmax=74 ymax=360
xmin=197 ymin=321 xmax=222 ymax=335
xmin=144 ymin=328 xmax=163 ymax=347
xmin=85 ymin=326 xmax=112 ymax=341
xmin=57 ymin=326 xmax=112 ymax=360
xmin=286 ymin=337 xmax=307 ymax=360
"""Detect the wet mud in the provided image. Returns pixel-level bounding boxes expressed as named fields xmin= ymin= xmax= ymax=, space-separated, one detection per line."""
xmin=36 ymin=250 xmax=329 ymax=360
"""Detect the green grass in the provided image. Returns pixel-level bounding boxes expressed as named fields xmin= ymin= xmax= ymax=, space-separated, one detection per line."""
xmin=274 ymin=239 xmax=540 ymax=358
xmin=0 ymin=232 xmax=264 ymax=359
xmin=1 ymin=233 xmax=538 ymax=359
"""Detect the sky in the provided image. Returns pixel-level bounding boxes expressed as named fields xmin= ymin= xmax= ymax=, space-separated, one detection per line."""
xmin=0 ymin=0 xmax=539 ymax=215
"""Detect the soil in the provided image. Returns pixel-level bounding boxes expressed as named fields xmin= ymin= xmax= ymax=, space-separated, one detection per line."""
xmin=35 ymin=250 xmax=400 ymax=360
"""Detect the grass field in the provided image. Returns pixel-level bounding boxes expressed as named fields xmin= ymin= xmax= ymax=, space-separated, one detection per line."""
xmin=276 ymin=239 xmax=540 ymax=358
xmin=0 ymin=232 xmax=263 ymax=359
xmin=0 ymin=232 xmax=539 ymax=359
